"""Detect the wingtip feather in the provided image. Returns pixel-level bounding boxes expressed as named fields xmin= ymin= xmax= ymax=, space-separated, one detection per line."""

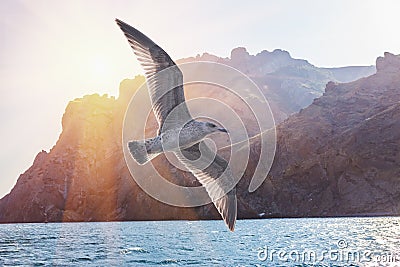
xmin=115 ymin=18 xmax=124 ymax=25
xmin=214 ymin=190 xmax=237 ymax=232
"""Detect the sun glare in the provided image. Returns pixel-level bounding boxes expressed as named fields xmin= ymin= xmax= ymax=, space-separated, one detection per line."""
xmin=92 ymin=57 xmax=109 ymax=77
xmin=79 ymin=54 xmax=126 ymax=94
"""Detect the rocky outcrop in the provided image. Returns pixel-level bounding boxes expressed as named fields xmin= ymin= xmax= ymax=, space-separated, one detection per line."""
xmin=179 ymin=48 xmax=375 ymax=122
xmin=0 ymin=75 xmax=259 ymax=223
xmin=246 ymin=52 xmax=400 ymax=217
xmin=0 ymin=51 xmax=395 ymax=223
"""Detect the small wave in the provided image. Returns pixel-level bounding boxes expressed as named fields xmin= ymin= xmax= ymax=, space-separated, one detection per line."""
xmin=0 ymin=248 xmax=20 ymax=255
xmin=127 ymin=259 xmax=157 ymax=265
xmin=128 ymin=258 xmax=181 ymax=265
xmin=120 ymin=246 xmax=149 ymax=254
xmin=40 ymin=235 xmax=57 ymax=240
xmin=33 ymin=261 xmax=46 ymax=266
xmin=159 ymin=258 xmax=179 ymax=264
xmin=178 ymin=246 xmax=194 ymax=252
xmin=129 ymin=246 xmax=148 ymax=253
xmin=71 ymin=256 xmax=92 ymax=262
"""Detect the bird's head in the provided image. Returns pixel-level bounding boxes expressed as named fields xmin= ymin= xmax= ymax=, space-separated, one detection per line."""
xmin=202 ymin=122 xmax=228 ymax=135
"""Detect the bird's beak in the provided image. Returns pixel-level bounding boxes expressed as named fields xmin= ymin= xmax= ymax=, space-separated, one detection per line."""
xmin=218 ymin=128 xmax=228 ymax=133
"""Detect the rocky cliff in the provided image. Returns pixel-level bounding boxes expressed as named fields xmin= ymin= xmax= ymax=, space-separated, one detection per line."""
xmin=0 ymin=77 xmax=212 ymax=223
xmin=249 ymin=52 xmax=400 ymax=217
xmin=0 ymin=51 xmax=397 ymax=223
xmin=178 ymin=48 xmax=375 ymax=122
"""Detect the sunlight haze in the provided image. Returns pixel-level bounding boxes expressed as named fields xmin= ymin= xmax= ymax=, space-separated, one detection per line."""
xmin=1 ymin=0 xmax=400 ymax=198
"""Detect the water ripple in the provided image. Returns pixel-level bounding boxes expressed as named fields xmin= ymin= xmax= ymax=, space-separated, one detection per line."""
xmin=0 ymin=218 xmax=398 ymax=266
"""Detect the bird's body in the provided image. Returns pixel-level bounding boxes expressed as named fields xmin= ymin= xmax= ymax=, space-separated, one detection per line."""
xmin=160 ymin=121 xmax=215 ymax=150
xmin=128 ymin=120 xmax=226 ymax=164
xmin=116 ymin=18 xmax=237 ymax=231
xmin=142 ymin=120 xmax=225 ymax=151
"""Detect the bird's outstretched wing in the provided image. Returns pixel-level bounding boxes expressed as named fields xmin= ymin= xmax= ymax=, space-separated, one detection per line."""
xmin=175 ymin=142 xmax=237 ymax=231
xmin=116 ymin=19 xmax=192 ymax=133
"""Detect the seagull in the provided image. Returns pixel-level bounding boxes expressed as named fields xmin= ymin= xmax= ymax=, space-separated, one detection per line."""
xmin=116 ymin=19 xmax=237 ymax=231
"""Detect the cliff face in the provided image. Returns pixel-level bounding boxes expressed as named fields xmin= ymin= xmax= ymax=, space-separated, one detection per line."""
xmin=0 ymin=75 xmax=260 ymax=223
xmin=0 ymin=51 xmax=397 ymax=223
xmin=248 ymin=52 xmax=400 ymax=217
xmin=0 ymin=77 xmax=211 ymax=223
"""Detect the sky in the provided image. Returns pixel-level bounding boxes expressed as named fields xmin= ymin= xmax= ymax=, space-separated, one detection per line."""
xmin=1 ymin=0 xmax=400 ymax=198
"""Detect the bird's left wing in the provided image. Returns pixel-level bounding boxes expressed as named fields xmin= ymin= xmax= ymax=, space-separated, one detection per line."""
xmin=116 ymin=19 xmax=192 ymax=133
xmin=175 ymin=142 xmax=237 ymax=231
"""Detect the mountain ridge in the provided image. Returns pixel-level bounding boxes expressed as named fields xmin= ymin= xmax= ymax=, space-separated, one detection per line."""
xmin=178 ymin=47 xmax=375 ymax=122
xmin=1 ymin=49 xmax=396 ymax=223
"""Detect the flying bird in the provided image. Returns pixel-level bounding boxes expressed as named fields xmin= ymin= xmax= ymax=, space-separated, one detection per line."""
xmin=116 ymin=19 xmax=237 ymax=231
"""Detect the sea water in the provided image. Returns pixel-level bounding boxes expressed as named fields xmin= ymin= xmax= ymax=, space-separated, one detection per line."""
xmin=0 ymin=217 xmax=399 ymax=266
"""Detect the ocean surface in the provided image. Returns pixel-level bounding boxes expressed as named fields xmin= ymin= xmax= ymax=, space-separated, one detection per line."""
xmin=0 ymin=217 xmax=399 ymax=266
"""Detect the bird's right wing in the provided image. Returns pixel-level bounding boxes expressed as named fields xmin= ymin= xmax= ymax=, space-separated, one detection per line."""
xmin=175 ymin=142 xmax=237 ymax=231
xmin=116 ymin=19 xmax=192 ymax=133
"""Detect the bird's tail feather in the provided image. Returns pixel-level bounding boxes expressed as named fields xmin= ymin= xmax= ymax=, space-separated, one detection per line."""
xmin=128 ymin=139 xmax=160 ymax=165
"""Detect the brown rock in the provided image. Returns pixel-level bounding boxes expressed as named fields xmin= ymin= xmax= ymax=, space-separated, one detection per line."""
xmin=0 ymin=51 xmax=394 ymax=223
xmin=246 ymin=53 xmax=400 ymax=217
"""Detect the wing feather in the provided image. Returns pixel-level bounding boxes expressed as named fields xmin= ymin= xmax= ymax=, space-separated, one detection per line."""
xmin=116 ymin=19 xmax=192 ymax=133
xmin=175 ymin=142 xmax=237 ymax=231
